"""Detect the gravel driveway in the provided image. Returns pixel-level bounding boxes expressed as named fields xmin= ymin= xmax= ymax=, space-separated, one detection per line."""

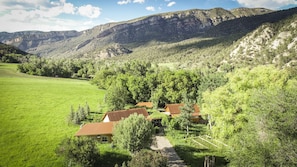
xmin=151 ymin=135 xmax=187 ymax=167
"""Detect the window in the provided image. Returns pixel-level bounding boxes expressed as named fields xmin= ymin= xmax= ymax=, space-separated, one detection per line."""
xmin=101 ymin=136 xmax=108 ymax=142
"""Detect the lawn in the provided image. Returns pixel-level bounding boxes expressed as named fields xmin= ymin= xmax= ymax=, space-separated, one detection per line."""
xmin=165 ymin=124 xmax=228 ymax=167
xmin=0 ymin=63 xmax=106 ymax=166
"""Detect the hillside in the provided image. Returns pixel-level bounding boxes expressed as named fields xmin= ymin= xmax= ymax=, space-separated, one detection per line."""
xmin=0 ymin=42 xmax=29 ymax=63
xmin=220 ymin=13 xmax=297 ymax=70
xmin=0 ymin=7 xmax=273 ymax=58
xmin=0 ymin=31 xmax=81 ymax=52
xmin=0 ymin=42 xmax=28 ymax=56
xmin=0 ymin=7 xmax=296 ymax=69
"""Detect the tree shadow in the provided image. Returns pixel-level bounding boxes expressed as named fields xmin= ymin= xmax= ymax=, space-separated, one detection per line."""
xmin=96 ymin=151 xmax=131 ymax=167
xmin=174 ymin=145 xmax=228 ymax=167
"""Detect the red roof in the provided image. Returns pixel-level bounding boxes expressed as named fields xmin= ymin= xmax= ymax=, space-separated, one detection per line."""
xmin=136 ymin=102 xmax=153 ymax=108
xmin=75 ymin=122 xmax=116 ymax=136
xmin=102 ymin=108 xmax=149 ymax=122
xmin=165 ymin=103 xmax=200 ymax=116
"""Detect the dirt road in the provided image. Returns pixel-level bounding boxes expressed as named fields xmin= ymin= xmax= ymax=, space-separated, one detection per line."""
xmin=151 ymin=135 xmax=187 ymax=167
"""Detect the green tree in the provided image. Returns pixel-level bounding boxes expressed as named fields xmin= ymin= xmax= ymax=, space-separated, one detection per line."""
xmin=227 ymin=82 xmax=297 ymax=166
xmin=55 ymin=137 xmax=100 ymax=167
xmin=105 ymin=82 xmax=130 ymax=111
xmin=177 ymin=95 xmax=194 ymax=136
xmin=202 ymin=66 xmax=295 ymax=166
xmin=113 ymin=114 xmax=154 ymax=153
xmin=127 ymin=76 xmax=151 ymax=103
xmin=202 ymin=65 xmax=290 ymax=139
xmin=68 ymin=105 xmax=75 ymax=125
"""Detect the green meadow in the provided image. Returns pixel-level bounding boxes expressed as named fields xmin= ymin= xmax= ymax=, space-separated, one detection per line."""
xmin=0 ymin=63 xmax=106 ymax=166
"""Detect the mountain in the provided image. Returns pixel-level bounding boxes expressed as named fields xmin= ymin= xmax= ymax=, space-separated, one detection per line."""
xmin=0 ymin=7 xmax=296 ymax=69
xmin=0 ymin=7 xmax=273 ymax=58
xmin=0 ymin=42 xmax=28 ymax=55
xmin=221 ymin=13 xmax=297 ymax=69
xmin=0 ymin=31 xmax=81 ymax=52
xmin=0 ymin=42 xmax=30 ymax=63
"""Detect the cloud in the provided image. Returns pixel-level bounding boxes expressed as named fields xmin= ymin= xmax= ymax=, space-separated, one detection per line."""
xmin=236 ymin=0 xmax=297 ymax=9
xmin=133 ymin=0 xmax=145 ymax=3
xmin=117 ymin=0 xmax=131 ymax=5
xmin=117 ymin=0 xmax=144 ymax=5
xmin=167 ymin=1 xmax=176 ymax=7
xmin=146 ymin=6 xmax=155 ymax=11
xmin=78 ymin=5 xmax=101 ymax=19
xmin=0 ymin=0 xmax=102 ymax=32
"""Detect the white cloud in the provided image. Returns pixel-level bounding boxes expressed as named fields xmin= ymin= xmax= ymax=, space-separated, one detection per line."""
xmin=117 ymin=0 xmax=145 ymax=5
xmin=78 ymin=5 xmax=101 ymax=19
xmin=0 ymin=0 xmax=102 ymax=32
xmin=146 ymin=6 xmax=155 ymax=11
xmin=117 ymin=0 xmax=131 ymax=5
xmin=237 ymin=0 xmax=297 ymax=9
xmin=167 ymin=1 xmax=176 ymax=7
xmin=133 ymin=0 xmax=145 ymax=3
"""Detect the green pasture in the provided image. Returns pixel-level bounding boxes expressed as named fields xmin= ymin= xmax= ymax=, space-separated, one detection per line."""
xmin=0 ymin=63 xmax=106 ymax=166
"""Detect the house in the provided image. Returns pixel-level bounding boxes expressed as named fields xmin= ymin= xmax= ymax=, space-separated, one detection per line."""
xmin=164 ymin=103 xmax=201 ymax=123
xmin=102 ymin=108 xmax=149 ymax=122
xmin=135 ymin=102 xmax=153 ymax=108
xmin=75 ymin=108 xmax=150 ymax=142
xmin=75 ymin=122 xmax=116 ymax=143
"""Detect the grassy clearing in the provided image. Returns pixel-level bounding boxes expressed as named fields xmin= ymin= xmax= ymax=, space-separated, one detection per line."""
xmin=0 ymin=63 xmax=106 ymax=166
xmin=97 ymin=144 xmax=131 ymax=167
xmin=165 ymin=124 xmax=228 ymax=167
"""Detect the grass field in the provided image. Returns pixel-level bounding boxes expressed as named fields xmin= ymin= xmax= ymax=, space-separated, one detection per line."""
xmin=0 ymin=63 xmax=106 ymax=166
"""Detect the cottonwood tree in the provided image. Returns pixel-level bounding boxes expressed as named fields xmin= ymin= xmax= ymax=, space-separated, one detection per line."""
xmin=105 ymin=82 xmax=130 ymax=111
xmin=202 ymin=65 xmax=296 ymax=166
xmin=112 ymin=113 xmax=154 ymax=153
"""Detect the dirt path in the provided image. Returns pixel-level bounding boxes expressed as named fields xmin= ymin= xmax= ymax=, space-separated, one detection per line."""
xmin=151 ymin=135 xmax=187 ymax=167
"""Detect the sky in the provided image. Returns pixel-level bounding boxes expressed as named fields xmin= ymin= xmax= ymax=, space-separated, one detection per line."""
xmin=0 ymin=0 xmax=296 ymax=32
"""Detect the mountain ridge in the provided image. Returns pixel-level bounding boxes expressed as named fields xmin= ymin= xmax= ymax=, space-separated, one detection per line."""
xmin=0 ymin=7 xmax=296 ymax=67
xmin=0 ymin=7 xmax=273 ymax=58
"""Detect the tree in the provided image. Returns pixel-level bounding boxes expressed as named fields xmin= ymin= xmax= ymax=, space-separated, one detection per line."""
xmin=68 ymin=105 xmax=75 ymax=125
xmin=202 ymin=65 xmax=290 ymax=139
xmin=127 ymin=76 xmax=151 ymax=103
xmin=113 ymin=113 xmax=154 ymax=153
xmin=55 ymin=137 xmax=100 ymax=167
xmin=177 ymin=95 xmax=194 ymax=136
xmin=226 ymin=83 xmax=297 ymax=167
xmin=202 ymin=66 xmax=296 ymax=166
xmin=105 ymin=82 xmax=130 ymax=111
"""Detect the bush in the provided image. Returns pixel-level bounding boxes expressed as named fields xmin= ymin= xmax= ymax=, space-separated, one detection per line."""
xmin=113 ymin=114 xmax=154 ymax=153
xmin=128 ymin=149 xmax=167 ymax=167
xmin=55 ymin=137 xmax=100 ymax=167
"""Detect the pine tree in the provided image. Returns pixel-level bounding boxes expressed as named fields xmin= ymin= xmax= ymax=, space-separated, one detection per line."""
xmin=85 ymin=102 xmax=90 ymax=117
xmin=73 ymin=112 xmax=80 ymax=125
xmin=68 ymin=105 xmax=75 ymax=125
xmin=178 ymin=94 xmax=194 ymax=137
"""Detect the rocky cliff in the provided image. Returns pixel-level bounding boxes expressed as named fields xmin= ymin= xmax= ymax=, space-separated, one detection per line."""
xmin=224 ymin=13 xmax=297 ymax=68
xmin=0 ymin=31 xmax=81 ymax=52
xmin=1 ymin=7 xmax=296 ymax=59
